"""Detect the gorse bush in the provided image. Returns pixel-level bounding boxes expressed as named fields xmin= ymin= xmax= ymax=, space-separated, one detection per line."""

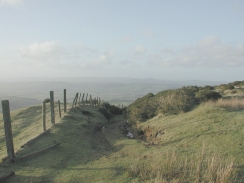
xmin=219 ymin=84 xmax=235 ymax=90
xmin=200 ymin=85 xmax=215 ymax=90
xmin=98 ymin=107 xmax=112 ymax=120
xmin=156 ymin=88 xmax=197 ymax=115
xmin=126 ymin=87 xmax=199 ymax=122
xmin=126 ymin=93 xmax=157 ymax=122
xmin=99 ymin=102 xmax=123 ymax=120
xmin=196 ymin=90 xmax=222 ymax=103
xmin=126 ymin=85 xmax=226 ymax=122
xmin=100 ymin=102 xmax=123 ymax=115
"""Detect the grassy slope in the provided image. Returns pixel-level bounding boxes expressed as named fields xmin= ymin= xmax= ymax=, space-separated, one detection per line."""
xmin=138 ymin=105 xmax=244 ymax=158
xmin=0 ymin=103 xmax=244 ymax=182
xmin=0 ymin=104 xmax=142 ymax=182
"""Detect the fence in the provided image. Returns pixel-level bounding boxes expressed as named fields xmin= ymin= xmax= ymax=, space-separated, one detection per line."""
xmin=1 ymin=89 xmax=102 ymax=163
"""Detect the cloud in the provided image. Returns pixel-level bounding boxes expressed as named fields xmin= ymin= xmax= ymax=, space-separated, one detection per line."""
xmin=0 ymin=0 xmax=24 ymax=6
xmin=19 ymin=41 xmax=66 ymax=67
xmin=142 ymin=29 xmax=155 ymax=38
xmin=19 ymin=41 xmax=64 ymax=58
xmin=95 ymin=55 xmax=111 ymax=65
xmin=197 ymin=36 xmax=220 ymax=46
xmin=70 ymin=43 xmax=98 ymax=54
xmin=18 ymin=41 xmax=115 ymax=70
xmin=143 ymin=36 xmax=244 ymax=68
xmin=92 ymin=51 xmax=114 ymax=67
xmin=122 ymin=36 xmax=133 ymax=43
xmin=120 ymin=60 xmax=133 ymax=65
xmin=134 ymin=45 xmax=147 ymax=54
xmin=15 ymin=36 xmax=244 ymax=73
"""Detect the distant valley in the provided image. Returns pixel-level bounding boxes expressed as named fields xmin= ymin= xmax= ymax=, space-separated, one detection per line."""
xmin=0 ymin=77 xmax=226 ymax=111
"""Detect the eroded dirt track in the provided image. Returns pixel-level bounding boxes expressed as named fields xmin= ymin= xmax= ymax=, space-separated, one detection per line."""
xmin=91 ymin=117 xmax=131 ymax=153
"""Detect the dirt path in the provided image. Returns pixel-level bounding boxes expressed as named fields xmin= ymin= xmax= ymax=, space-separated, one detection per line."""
xmin=91 ymin=115 xmax=130 ymax=152
xmin=91 ymin=126 xmax=112 ymax=151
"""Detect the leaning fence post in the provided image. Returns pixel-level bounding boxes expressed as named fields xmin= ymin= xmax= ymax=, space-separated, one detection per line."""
xmin=64 ymin=89 xmax=67 ymax=113
xmin=50 ymin=91 xmax=55 ymax=125
xmin=75 ymin=93 xmax=79 ymax=105
xmin=72 ymin=93 xmax=78 ymax=108
xmin=81 ymin=93 xmax=85 ymax=104
xmin=1 ymin=100 xmax=15 ymax=162
xmin=78 ymin=93 xmax=81 ymax=104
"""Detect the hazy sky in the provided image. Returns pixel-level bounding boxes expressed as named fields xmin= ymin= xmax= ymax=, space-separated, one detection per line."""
xmin=0 ymin=0 xmax=243 ymax=81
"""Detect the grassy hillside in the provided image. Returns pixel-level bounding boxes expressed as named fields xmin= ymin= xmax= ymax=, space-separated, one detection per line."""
xmin=1 ymin=103 xmax=244 ymax=182
xmin=128 ymin=104 xmax=244 ymax=182
xmin=0 ymin=102 xmax=70 ymax=160
xmin=0 ymin=96 xmax=41 ymax=112
xmin=126 ymin=81 xmax=244 ymax=123
xmin=0 ymin=80 xmax=244 ymax=182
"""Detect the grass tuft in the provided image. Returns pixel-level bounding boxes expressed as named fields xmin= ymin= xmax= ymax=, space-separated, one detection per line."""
xmin=127 ymin=145 xmax=236 ymax=183
xmin=207 ymin=98 xmax=244 ymax=111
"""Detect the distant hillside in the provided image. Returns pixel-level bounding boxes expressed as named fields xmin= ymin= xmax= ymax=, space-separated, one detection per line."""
xmin=0 ymin=77 xmax=225 ymax=111
xmin=0 ymin=96 xmax=41 ymax=111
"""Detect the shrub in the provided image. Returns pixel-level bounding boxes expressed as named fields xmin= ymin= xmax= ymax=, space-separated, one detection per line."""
xmin=219 ymin=84 xmax=234 ymax=90
xmin=201 ymin=85 xmax=215 ymax=90
xmin=100 ymin=102 xmax=111 ymax=109
xmin=126 ymin=93 xmax=157 ymax=122
xmin=98 ymin=107 xmax=112 ymax=120
xmin=232 ymin=81 xmax=242 ymax=86
xmin=157 ymin=88 xmax=198 ymax=115
xmin=100 ymin=102 xmax=123 ymax=115
xmin=196 ymin=90 xmax=222 ymax=103
xmin=126 ymin=87 xmax=199 ymax=122
xmin=109 ymin=105 xmax=123 ymax=115
xmin=230 ymin=90 xmax=237 ymax=94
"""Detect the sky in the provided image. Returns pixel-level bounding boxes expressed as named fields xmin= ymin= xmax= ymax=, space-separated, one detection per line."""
xmin=0 ymin=0 xmax=244 ymax=82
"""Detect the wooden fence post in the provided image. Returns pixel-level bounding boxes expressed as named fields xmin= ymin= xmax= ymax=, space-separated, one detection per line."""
xmin=81 ymin=93 xmax=85 ymax=104
xmin=1 ymin=100 xmax=15 ymax=162
xmin=89 ymin=95 xmax=92 ymax=105
xmin=75 ymin=93 xmax=79 ymax=105
xmin=64 ymin=89 xmax=66 ymax=113
xmin=42 ymin=100 xmax=46 ymax=132
xmin=78 ymin=93 xmax=81 ymax=104
xmin=50 ymin=91 xmax=55 ymax=125
xmin=86 ymin=93 xmax=88 ymax=104
xmin=58 ymin=100 xmax=61 ymax=118
xmin=42 ymin=98 xmax=50 ymax=132
xmin=72 ymin=93 xmax=78 ymax=108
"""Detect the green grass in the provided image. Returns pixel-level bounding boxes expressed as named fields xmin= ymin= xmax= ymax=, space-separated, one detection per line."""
xmin=129 ymin=104 xmax=244 ymax=182
xmin=0 ymin=102 xmax=244 ymax=182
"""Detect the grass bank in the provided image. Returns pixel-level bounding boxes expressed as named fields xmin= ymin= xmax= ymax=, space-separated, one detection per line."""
xmin=0 ymin=103 xmax=244 ymax=182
